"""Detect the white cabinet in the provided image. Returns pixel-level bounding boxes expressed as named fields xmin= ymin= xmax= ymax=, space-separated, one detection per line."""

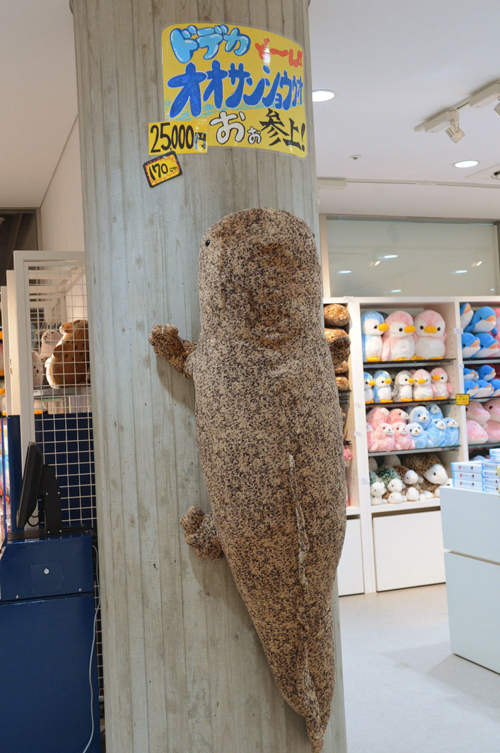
xmin=337 ymin=518 xmax=364 ymax=596
xmin=373 ymin=511 xmax=445 ymax=591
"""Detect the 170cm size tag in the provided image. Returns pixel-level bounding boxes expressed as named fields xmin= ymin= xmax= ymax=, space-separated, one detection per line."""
xmin=143 ymin=152 xmax=182 ymax=188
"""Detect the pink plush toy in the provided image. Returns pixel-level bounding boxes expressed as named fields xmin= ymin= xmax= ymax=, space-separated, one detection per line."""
xmin=387 ymin=408 xmax=409 ymax=425
xmin=381 ymin=311 xmax=416 ymax=361
xmin=413 ymin=368 xmax=433 ymax=401
xmin=414 ymin=310 xmax=446 ymax=359
xmin=486 ymin=420 xmax=500 ymax=441
xmin=368 ymin=422 xmax=396 ymax=452
xmin=393 ymin=421 xmax=415 ymax=450
xmin=484 ymin=398 xmax=500 ymax=422
xmin=366 ymin=406 xmax=390 ymax=428
xmin=430 ymin=367 xmax=452 ymax=399
xmin=466 ymin=401 xmax=489 ymax=426
xmin=467 ymin=419 xmax=488 ymax=444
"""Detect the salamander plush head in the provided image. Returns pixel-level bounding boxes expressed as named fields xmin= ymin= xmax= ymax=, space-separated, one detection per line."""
xmin=198 ymin=208 xmax=320 ymax=346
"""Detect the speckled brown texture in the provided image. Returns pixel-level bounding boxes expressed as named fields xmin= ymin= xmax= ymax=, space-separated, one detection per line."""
xmin=149 ymin=208 xmax=346 ymax=752
xmin=323 ymin=303 xmax=349 ymax=328
xmin=324 ymin=328 xmax=350 ymax=370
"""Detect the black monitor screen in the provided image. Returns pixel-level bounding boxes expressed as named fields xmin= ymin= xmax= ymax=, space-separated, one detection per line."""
xmin=16 ymin=442 xmax=44 ymax=529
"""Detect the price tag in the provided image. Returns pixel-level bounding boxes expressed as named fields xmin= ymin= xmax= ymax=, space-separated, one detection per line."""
xmin=143 ymin=152 xmax=182 ymax=188
xmin=455 ymin=393 xmax=470 ymax=406
xmin=148 ymin=121 xmax=207 ymax=155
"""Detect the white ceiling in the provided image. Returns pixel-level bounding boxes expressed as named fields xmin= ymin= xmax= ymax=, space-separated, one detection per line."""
xmin=0 ymin=0 xmax=499 ymax=218
xmin=310 ymin=0 xmax=500 ymax=218
xmin=0 ymin=0 xmax=77 ymax=208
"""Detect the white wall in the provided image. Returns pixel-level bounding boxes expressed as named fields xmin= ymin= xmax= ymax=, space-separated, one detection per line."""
xmin=39 ymin=118 xmax=84 ymax=251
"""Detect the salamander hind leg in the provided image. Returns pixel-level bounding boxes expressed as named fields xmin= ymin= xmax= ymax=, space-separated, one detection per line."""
xmin=179 ymin=507 xmax=223 ymax=559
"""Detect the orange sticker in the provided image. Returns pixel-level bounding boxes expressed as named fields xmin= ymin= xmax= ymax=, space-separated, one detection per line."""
xmin=455 ymin=393 xmax=470 ymax=406
xmin=143 ymin=151 xmax=182 ymax=187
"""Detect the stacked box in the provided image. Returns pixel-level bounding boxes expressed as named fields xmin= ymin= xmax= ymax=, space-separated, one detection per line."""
xmin=451 ymin=462 xmax=484 ymax=490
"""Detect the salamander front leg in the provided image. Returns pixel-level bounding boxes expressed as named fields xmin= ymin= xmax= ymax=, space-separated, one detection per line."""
xmin=179 ymin=507 xmax=223 ymax=560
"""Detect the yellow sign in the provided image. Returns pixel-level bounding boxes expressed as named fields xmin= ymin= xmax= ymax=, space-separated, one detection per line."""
xmin=143 ymin=152 xmax=182 ymax=188
xmin=148 ymin=121 xmax=207 ymax=155
xmin=162 ymin=23 xmax=307 ymax=158
xmin=455 ymin=393 xmax=470 ymax=406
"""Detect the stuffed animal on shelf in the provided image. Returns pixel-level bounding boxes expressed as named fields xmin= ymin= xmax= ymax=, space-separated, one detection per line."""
xmin=335 ymin=360 xmax=349 ymax=375
xmin=324 ymin=303 xmax=349 ymax=328
xmin=404 ymin=453 xmax=449 ymax=498
xmin=485 ymin=417 xmax=500 ymax=442
xmin=465 ymin=306 xmax=497 ymax=334
xmin=393 ymin=421 xmax=415 ymax=450
xmin=476 ymin=333 xmax=500 ymax=359
xmin=373 ymin=370 xmax=393 ymax=403
xmin=466 ymin=401 xmax=489 ymax=426
xmin=336 ymin=375 xmax=350 ymax=392
xmin=467 ymin=419 xmax=488 ymax=444
xmin=393 ymin=464 xmax=420 ymax=501
xmin=476 ymin=380 xmax=494 ymax=399
xmin=426 ymin=418 xmax=447 ymax=448
xmin=45 ymin=319 xmax=90 ymax=388
xmin=412 ymin=369 xmax=433 ymax=401
xmin=362 ymin=311 xmax=387 ymax=362
xmin=40 ymin=328 xmax=61 ymax=363
xmin=381 ymin=311 xmax=416 ymax=361
xmin=408 ymin=405 xmax=431 ymax=429
xmin=366 ymin=406 xmax=390 ymax=428
xmin=443 ymin=417 xmax=460 ymax=447
xmin=364 ymin=372 xmax=375 ymax=404
xmin=368 ymin=422 xmax=395 ymax=452
xmin=484 ymin=398 xmax=500 ymax=420
xmin=463 ymin=371 xmax=480 ymax=398
xmin=428 ymin=403 xmax=444 ymax=420
xmin=491 ymin=380 xmax=500 ymax=397
xmin=463 ymin=367 xmax=493 ymax=399
xmin=324 ymin=328 xmax=350 ymax=370
xmin=392 ymin=370 xmax=414 ymax=402
xmin=479 ymin=364 xmax=496 ymax=382
xmin=460 ymin=302 xmax=473 ymax=330
xmin=414 ymin=310 xmax=446 ymax=359
xmin=370 ymin=471 xmax=385 ymax=505
xmin=387 ymin=408 xmax=409 ymax=424
xmin=482 ymin=398 xmax=500 ymax=441
xmin=32 ymin=351 xmax=44 ymax=388
xmin=430 ymin=367 xmax=452 ymax=399
xmin=461 ymin=332 xmax=480 ymax=359
xmin=407 ymin=422 xmax=428 ymax=449
xmin=377 ymin=467 xmax=405 ymax=504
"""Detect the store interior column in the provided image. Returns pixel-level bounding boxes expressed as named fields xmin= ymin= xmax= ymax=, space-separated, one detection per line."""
xmin=71 ymin=1 xmax=346 ymax=751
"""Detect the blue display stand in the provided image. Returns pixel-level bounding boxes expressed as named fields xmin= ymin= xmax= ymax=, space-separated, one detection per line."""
xmin=0 ymin=530 xmax=100 ymax=753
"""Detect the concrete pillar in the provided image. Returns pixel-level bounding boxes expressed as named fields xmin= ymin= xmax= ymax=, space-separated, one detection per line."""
xmin=71 ymin=2 xmax=346 ymax=752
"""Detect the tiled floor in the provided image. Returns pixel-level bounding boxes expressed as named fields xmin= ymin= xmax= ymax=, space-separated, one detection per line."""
xmin=340 ymin=584 xmax=500 ymax=753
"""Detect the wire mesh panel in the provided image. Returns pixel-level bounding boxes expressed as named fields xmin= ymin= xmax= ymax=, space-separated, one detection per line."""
xmin=12 ymin=252 xmax=103 ymax=694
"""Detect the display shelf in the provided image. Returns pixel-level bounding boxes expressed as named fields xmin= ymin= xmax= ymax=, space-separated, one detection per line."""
xmin=33 ymin=385 xmax=90 ymax=400
xmin=346 ymin=506 xmax=360 ymax=517
xmin=371 ymin=499 xmax=441 ymax=513
xmin=365 ymin=398 xmax=456 ymax=410
xmin=468 ymin=441 xmax=500 ymax=451
xmin=368 ymin=445 xmax=459 ymax=457
xmin=363 ymin=358 xmax=454 ymax=370
xmin=470 ymin=396 xmax=497 ymax=403
xmin=463 ymin=358 xmax=500 ymax=365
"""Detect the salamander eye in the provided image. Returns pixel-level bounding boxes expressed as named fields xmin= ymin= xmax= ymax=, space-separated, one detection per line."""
xmin=205 ymin=239 xmax=210 ymax=246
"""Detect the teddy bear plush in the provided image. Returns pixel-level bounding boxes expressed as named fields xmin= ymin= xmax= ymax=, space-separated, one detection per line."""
xmin=45 ymin=319 xmax=90 ymax=388
xmin=324 ymin=328 xmax=350 ymax=370
xmin=324 ymin=303 xmax=349 ymax=328
xmin=404 ymin=453 xmax=449 ymax=497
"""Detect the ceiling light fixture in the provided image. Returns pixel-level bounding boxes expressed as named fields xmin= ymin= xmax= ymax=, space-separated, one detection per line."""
xmin=382 ymin=253 xmax=399 ymax=259
xmin=415 ymin=108 xmax=464 ymax=142
xmin=391 ymin=289 xmax=402 ymax=293
xmin=454 ymin=269 xmax=468 ymax=274
xmin=312 ymin=89 xmax=335 ymax=103
xmin=337 ymin=269 xmax=352 ymax=275
xmin=472 ymin=260 xmax=483 ymax=267
xmin=454 ymin=160 xmax=479 ymax=168
xmin=469 ymin=80 xmax=500 ymax=108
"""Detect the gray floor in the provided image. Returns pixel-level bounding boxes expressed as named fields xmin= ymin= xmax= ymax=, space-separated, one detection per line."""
xmin=340 ymin=585 xmax=500 ymax=753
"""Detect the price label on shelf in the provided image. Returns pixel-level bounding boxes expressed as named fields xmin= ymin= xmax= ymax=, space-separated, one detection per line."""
xmin=148 ymin=121 xmax=207 ymax=155
xmin=455 ymin=393 xmax=470 ymax=406
xmin=143 ymin=152 xmax=182 ymax=188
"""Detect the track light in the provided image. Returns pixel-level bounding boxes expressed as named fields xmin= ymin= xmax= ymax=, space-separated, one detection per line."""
xmin=495 ymin=101 xmax=500 ymax=118
xmin=469 ymin=80 xmax=500 ymax=108
xmin=415 ymin=109 xmax=464 ymax=143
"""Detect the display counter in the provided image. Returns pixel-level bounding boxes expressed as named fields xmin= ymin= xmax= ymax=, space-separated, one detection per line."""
xmin=441 ymin=486 xmax=500 ymax=673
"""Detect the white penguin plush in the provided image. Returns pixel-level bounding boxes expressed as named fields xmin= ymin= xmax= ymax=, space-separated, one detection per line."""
xmin=392 ymin=370 xmax=414 ymax=402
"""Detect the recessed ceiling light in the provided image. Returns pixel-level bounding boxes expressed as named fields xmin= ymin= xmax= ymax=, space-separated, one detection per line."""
xmin=491 ymin=288 xmax=495 ymax=292
xmin=312 ymin=89 xmax=335 ymax=103
xmin=391 ymin=289 xmax=402 ymax=293
xmin=472 ymin=260 xmax=483 ymax=267
xmin=371 ymin=260 xmax=381 ymax=267
xmin=382 ymin=253 xmax=399 ymax=260
xmin=455 ymin=269 xmax=468 ymax=274
xmin=338 ymin=269 xmax=352 ymax=275
xmin=454 ymin=160 xmax=479 ymax=169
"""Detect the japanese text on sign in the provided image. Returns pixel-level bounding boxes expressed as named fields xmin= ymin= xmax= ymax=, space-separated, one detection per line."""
xmin=162 ymin=23 xmax=307 ymax=157
xmin=148 ymin=121 xmax=207 ymax=155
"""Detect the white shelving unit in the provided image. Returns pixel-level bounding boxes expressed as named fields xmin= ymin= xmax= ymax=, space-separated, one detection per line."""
xmin=330 ymin=295 xmax=500 ymax=594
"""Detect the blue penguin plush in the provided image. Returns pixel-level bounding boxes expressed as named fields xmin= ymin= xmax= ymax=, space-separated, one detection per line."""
xmin=428 ymin=403 xmax=443 ymax=420
xmin=426 ymin=418 xmax=447 ymax=447
xmin=409 ymin=405 xmax=431 ymax=429
xmin=476 ymin=380 xmax=494 ymax=399
xmin=364 ymin=372 xmax=375 ymax=404
xmin=460 ymin=302 xmax=473 ymax=329
xmin=464 ymin=379 xmax=480 ymax=398
xmin=464 ymin=367 xmax=479 ymax=382
xmin=462 ymin=332 xmax=480 ymax=359
xmin=476 ymin=332 xmax=500 ymax=358
xmin=407 ymin=422 xmax=428 ymax=449
xmin=361 ymin=311 xmax=387 ymax=362
xmin=443 ymin=417 xmax=460 ymax=446
xmin=479 ymin=364 xmax=496 ymax=381
xmin=373 ymin=370 xmax=393 ymax=403
xmin=465 ymin=306 xmax=497 ymax=334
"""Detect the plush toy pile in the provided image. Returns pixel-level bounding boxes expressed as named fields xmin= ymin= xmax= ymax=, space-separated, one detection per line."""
xmin=362 ymin=308 xmax=446 ymax=363
xmin=324 ymin=303 xmax=350 ymax=394
xmin=466 ymin=398 xmax=500 ymax=444
xmin=460 ymin=303 xmax=500 ymax=360
xmin=369 ymin=452 xmax=450 ymax=504
xmin=45 ymin=319 xmax=90 ymax=388
xmin=364 ymin=366 xmax=452 ymax=404
xmin=366 ymin=403 xmax=460 ymax=452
